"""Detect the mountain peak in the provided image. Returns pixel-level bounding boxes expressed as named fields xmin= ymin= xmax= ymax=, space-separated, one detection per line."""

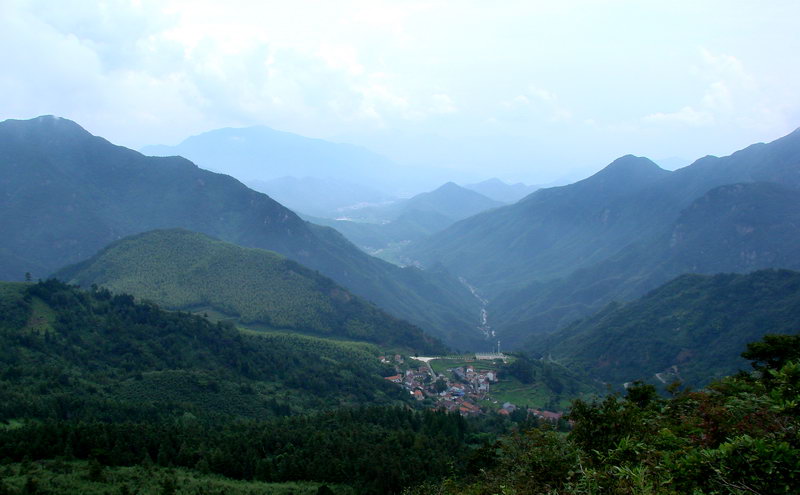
xmin=603 ymin=154 xmax=663 ymax=173
xmin=0 ymin=115 xmax=92 ymax=139
xmin=434 ymin=181 xmax=462 ymax=192
xmin=586 ymin=154 xmax=670 ymax=186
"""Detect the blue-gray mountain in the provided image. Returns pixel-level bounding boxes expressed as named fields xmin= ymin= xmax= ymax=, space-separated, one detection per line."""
xmin=463 ymin=178 xmax=540 ymax=203
xmin=141 ymin=125 xmax=407 ymax=192
xmin=405 ymin=128 xmax=800 ymax=347
xmin=0 ymin=116 xmax=482 ymax=349
xmin=305 ymin=182 xmax=504 ymax=260
xmin=247 ymin=176 xmax=394 ymax=218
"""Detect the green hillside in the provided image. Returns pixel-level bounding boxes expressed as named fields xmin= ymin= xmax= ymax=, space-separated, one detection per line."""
xmin=530 ymin=269 xmax=800 ymax=387
xmin=406 ymin=155 xmax=673 ymax=296
xmin=55 ymin=229 xmax=445 ymax=353
xmin=0 ymin=280 xmax=517 ymax=493
xmin=0 ymin=116 xmax=482 ymax=349
xmin=404 ymin=130 xmax=800 ymax=349
xmin=410 ymin=336 xmax=800 ymax=495
xmin=0 ymin=279 xmax=410 ymax=421
xmin=492 ymin=181 xmax=800 ymax=347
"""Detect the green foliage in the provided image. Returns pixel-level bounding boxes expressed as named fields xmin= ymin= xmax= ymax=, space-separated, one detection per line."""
xmin=535 ymin=269 xmax=800 ymax=388
xmin=0 ymin=280 xmax=410 ymax=422
xmin=491 ymin=354 xmax=603 ymax=410
xmin=0 ymin=460 xmax=343 ymax=495
xmin=418 ymin=334 xmax=800 ymax=494
xmin=742 ymin=333 xmax=800 ymax=372
xmin=56 ymin=229 xmax=445 ymax=353
xmin=0 ymin=407 xmax=473 ymax=494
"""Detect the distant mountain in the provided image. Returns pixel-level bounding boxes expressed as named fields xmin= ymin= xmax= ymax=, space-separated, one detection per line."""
xmin=401 ymin=182 xmax=505 ymax=222
xmin=0 ymin=116 xmax=482 ymax=349
xmin=0 ymin=279 xmax=408 ymax=421
xmin=141 ymin=125 xmax=399 ymax=188
xmin=654 ymin=156 xmax=692 ymax=170
xmin=303 ymin=182 xmax=503 ymax=263
xmin=407 ymin=155 xmax=672 ymax=295
xmin=531 ymin=269 xmax=800 ymax=388
xmin=404 ymin=129 xmax=800 ymax=347
xmin=490 ymin=181 xmax=800 ymax=346
xmin=464 ymin=178 xmax=540 ymax=203
xmin=247 ymin=176 xmax=394 ymax=218
xmin=55 ymin=229 xmax=445 ymax=353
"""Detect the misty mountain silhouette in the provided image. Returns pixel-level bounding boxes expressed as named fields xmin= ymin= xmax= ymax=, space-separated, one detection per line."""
xmin=0 ymin=116 xmax=481 ymax=348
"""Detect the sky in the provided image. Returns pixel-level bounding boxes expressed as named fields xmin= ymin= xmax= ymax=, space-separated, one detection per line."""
xmin=2 ymin=0 xmax=800 ymax=184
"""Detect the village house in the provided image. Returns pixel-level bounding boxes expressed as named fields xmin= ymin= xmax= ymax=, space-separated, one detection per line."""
xmin=384 ymin=374 xmax=403 ymax=384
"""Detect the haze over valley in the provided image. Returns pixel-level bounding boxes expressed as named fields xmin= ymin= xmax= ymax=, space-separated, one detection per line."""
xmin=2 ymin=1 xmax=800 ymax=493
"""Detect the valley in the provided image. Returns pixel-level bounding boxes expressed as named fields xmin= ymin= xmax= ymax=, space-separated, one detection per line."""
xmin=4 ymin=3 xmax=800 ymax=492
xmin=1 ymin=115 xmax=799 ymax=494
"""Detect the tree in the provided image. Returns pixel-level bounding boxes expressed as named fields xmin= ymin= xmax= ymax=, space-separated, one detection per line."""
xmin=742 ymin=333 xmax=800 ymax=371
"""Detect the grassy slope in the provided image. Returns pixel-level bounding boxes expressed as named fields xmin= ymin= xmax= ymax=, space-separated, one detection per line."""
xmin=55 ymin=229 xmax=445 ymax=354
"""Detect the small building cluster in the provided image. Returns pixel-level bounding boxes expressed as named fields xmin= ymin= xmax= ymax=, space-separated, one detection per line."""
xmin=383 ymin=360 xmax=499 ymax=416
xmin=381 ymin=356 xmax=565 ymax=423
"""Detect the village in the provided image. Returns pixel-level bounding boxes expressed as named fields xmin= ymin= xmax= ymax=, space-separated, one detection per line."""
xmin=379 ymin=354 xmax=564 ymax=424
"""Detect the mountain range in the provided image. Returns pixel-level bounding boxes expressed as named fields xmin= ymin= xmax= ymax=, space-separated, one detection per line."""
xmin=140 ymin=125 xmax=397 ymax=185
xmin=305 ymin=182 xmax=504 ymax=261
xmin=247 ymin=176 xmax=394 ymax=218
xmin=463 ymin=178 xmax=540 ymax=203
xmin=0 ymin=116 xmax=482 ymax=349
xmin=404 ymin=129 xmax=800 ymax=347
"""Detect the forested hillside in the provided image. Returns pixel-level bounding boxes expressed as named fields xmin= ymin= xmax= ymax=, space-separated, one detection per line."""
xmin=55 ymin=229 xmax=444 ymax=353
xmin=405 ymin=130 xmax=800 ymax=347
xmin=0 ymin=116 xmax=482 ymax=348
xmin=410 ymin=335 xmax=800 ymax=494
xmin=491 ymin=181 xmax=800 ymax=347
xmin=0 ymin=282 xmax=534 ymax=494
xmin=530 ymin=269 xmax=800 ymax=388
xmin=0 ymin=280 xmax=408 ymax=421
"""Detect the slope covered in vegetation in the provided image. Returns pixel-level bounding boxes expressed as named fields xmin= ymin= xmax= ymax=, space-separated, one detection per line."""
xmin=0 ymin=116 xmax=481 ymax=349
xmin=0 ymin=280 xmax=409 ymax=421
xmin=531 ymin=269 xmax=800 ymax=388
xmin=55 ymin=229 xmax=444 ymax=353
xmin=409 ymin=334 xmax=800 ymax=494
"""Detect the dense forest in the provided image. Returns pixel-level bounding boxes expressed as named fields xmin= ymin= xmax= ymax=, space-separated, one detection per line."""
xmin=529 ymin=269 xmax=800 ymax=388
xmin=55 ymin=229 xmax=445 ymax=354
xmin=409 ymin=334 xmax=800 ymax=494
xmin=2 ymin=281 xmax=798 ymax=493
xmin=0 ymin=280 xmax=412 ymax=421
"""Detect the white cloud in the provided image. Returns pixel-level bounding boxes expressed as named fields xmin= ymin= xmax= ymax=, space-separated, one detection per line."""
xmin=430 ymin=94 xmax=457 ymax=114
xmin=498 ymin=86 xmax=572 ymax=123
xmin=643 ymin=106 xmax=714 ymax=126
xmin=642 ymin=49 xmax=771 ymax=130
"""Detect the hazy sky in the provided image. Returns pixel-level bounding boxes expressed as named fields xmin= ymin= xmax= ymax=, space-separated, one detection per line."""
xmin=2 ymin=0 xmax=799 ymax=183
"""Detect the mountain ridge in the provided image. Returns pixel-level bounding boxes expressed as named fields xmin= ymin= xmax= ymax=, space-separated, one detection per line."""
xmin=55 ymin=228 xmax=446 ymax=353
xmin=0 ymin=116 xmax=482 ymax=349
